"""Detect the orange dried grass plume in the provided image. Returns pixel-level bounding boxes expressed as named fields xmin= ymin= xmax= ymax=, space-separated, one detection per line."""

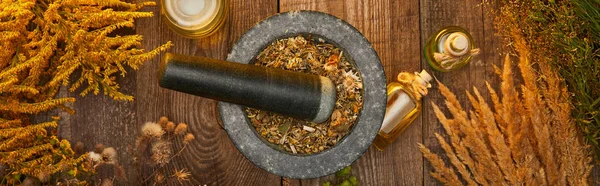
xmin=420 ymin=34 xmax=593 ymax=185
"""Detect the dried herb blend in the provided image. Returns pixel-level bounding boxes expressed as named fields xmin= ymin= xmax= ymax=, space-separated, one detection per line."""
xmin=245 ymin=35 xmax=364 ymax=154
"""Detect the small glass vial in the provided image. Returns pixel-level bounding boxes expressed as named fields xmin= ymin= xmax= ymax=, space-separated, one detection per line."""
xmin=160 ymin=0 xmax=228 ymax=39
xmin=373 ymin=70 xmax=432 ymax=150
xmin=424 ymin=26 xmax=479 ymax=72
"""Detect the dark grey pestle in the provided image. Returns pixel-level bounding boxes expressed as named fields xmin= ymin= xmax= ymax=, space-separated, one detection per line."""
xmin=157 ymin=53 xmax=336 ymax=123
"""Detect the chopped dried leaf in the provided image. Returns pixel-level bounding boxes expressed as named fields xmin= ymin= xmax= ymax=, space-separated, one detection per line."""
xmin=245 ymin=35 xmax=363 ymax=154
xmin=278 ymin=122 xmax=291 ymax=134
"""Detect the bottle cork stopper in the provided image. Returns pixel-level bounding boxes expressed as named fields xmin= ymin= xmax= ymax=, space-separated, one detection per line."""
xmin=444 ymin=33 xmax=470 ymax=57
xmin=417 ymin=70 xmax=432 ymax=85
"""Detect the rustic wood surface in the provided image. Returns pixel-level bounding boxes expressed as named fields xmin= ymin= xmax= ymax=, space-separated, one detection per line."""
xmin=57 ymin=0 xmax=600 ymax=185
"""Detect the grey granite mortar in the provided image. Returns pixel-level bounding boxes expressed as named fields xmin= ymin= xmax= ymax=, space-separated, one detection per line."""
xmin=220 ymin=10 xmax=386 ymax=179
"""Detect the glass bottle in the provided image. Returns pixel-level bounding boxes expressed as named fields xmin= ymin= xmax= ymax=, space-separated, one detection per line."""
xmin=160 ymin=0 xmax=229 ymax=39
xmin=424 ymin=26 xmax=478 ymax=72
xmin=373 ymin=70 xmax=432 ymax=150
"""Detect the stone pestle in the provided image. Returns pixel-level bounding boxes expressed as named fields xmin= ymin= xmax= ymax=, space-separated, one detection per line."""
xmin=157 ymin=52 xmax=336 ymax=123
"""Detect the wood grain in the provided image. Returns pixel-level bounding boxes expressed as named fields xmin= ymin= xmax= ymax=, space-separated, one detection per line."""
xmin=54 ymin=0 xmax=600 ymax=185
xmin=58 ymin=0 xmax=279 ymax=185
xmin=280 ymin=0 xmax=423 ymax=185
xmin=419 ymin=0 xmax=491 ymax=185
xmin=135 ymin=0 xmax=280 ymax=185
xmin=58 ymin=71 xmax=138 ymax=185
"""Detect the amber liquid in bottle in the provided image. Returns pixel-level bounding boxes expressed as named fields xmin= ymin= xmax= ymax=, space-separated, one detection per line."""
xmin=424 ymin=26 xmax=475 ymax=72
xmin=373 ymin=82 xmax=422 ymax=150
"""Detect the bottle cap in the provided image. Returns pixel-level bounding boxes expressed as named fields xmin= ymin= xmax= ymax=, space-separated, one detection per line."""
xmin=417 ymin=70 xmax=432 ymax=85
xmin=445 ymin=33 xmax=470 ymax=56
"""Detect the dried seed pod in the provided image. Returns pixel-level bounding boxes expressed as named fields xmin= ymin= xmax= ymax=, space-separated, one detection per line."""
xmin=183 ymin=133 xmax=195 ymax=144
xmin=74 ymin=141 xmax=84 ymax=154
xmin=142 ymin=122 xmax=165 ymax=138
xmin=151 ymin=141 xmax=171 ymax=165
xmin=95 ymin=144 xmax=105 ymax=154
xmin=158 ymin=116 xmax=169 ymax=127
xmin=166 ymin=121 xmax=176 ymax=133
xmin=102 ymin=147 xmax=117 ymax=164
xmin=174 ymin=123 xmax=188 ymax=135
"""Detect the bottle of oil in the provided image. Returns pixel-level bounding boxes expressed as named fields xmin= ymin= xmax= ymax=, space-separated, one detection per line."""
xmin=160 ymin=0 xmax=229 ymax=39
xmin=424 ymin=26 xmax=479 ymax=72
xmin=373 ymin=70 xmax=432 ymax=150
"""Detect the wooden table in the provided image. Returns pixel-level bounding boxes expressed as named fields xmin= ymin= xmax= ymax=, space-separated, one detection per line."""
xmin=58 ymin=0 xmax=599 ymax=185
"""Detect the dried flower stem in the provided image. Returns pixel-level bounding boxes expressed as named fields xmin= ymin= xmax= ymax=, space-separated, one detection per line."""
xmin=141 ymin=145 xmax=188 ymax=184
xmin=136 ymin=117 xmax=195 ymax=185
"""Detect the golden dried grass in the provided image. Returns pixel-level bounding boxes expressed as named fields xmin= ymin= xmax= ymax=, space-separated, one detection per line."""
xmin=421 ymin=33 xmax=593 ymax=185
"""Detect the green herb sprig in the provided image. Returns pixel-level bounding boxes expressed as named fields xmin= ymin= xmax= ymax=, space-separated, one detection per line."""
xmin=322 ymin=166 xmax=358 ymax=186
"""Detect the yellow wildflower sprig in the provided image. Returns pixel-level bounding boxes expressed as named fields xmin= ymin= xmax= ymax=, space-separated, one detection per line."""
xmin=0 ymin=0 xmax=171 ymax=184
xmin=0 ymin=98 xmax=76 ymax=114
xmin=0 ymin=119 xmax=22 ymax=129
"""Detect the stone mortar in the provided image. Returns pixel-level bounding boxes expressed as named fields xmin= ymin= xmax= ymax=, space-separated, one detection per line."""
xmin=220 ymin=10 xmax=386 ymax=179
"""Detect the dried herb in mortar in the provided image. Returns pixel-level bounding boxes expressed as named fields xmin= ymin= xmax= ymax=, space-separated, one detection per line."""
xmin=245 ymin=35 xmax=363 ymax=154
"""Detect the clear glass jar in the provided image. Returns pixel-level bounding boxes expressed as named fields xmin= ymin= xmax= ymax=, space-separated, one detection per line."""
xmin=373 ymin=70 xmax=432 ymax=150
xmin=160 ymin=0 xmax=229 ymax=39
xmin=424 ymin=26 xmax=475 ymax=72
xmin=372 ymin=82 xmax=422 ymax=150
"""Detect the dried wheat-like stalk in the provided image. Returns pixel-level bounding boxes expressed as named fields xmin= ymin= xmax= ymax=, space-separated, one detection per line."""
xmin=421 ymin=34 xmax=593 ymax=185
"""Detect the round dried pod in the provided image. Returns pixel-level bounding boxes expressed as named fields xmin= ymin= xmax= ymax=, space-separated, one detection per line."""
xmin=151 ymin=141 xmax=172 ymax=165
xmin=102 ymin=147 xmax=117 ymax=164
xmin=183 ymin=133 xmax=195 ymax=144
xmin=141 ymin=122 xmax=165 ymax=138
xmin=74 ymin=141 xmax=84 ymax=154
xmin=174 ymin=123 xmax=188 ymax=135
xmin=158 ymin=116 xmax=169 ymax=127
xmin=166 ymin=121 xmax=176 ymax=133
xmin=95 ymin=143 xmax=105 ymax=154
xmin=88 ymin=151 xmax=102 ymax=162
